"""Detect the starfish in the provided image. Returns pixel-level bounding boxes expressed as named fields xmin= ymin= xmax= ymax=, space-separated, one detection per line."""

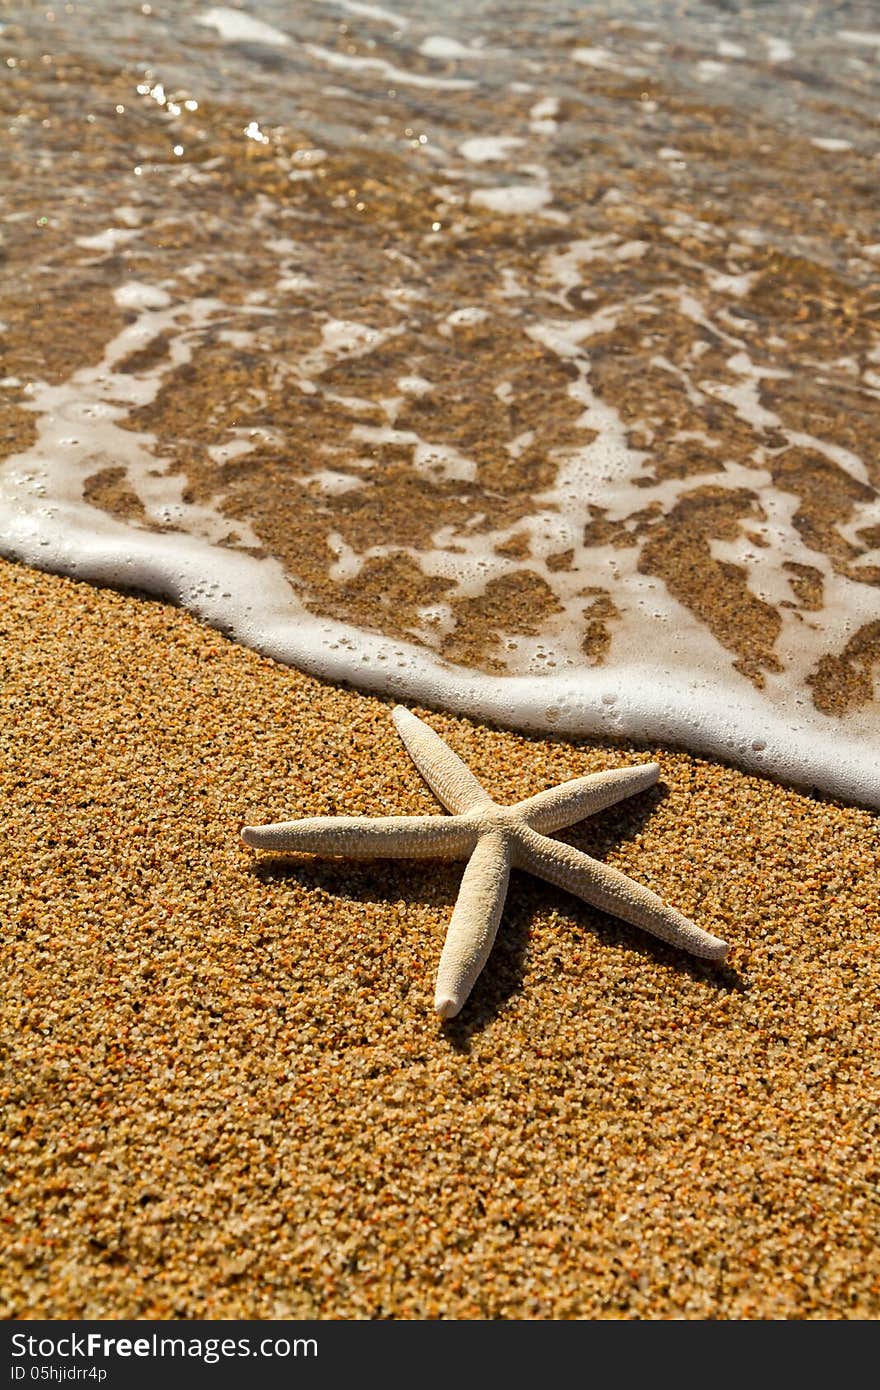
xmin=241 ymin=706 xmax=729 ymax=1018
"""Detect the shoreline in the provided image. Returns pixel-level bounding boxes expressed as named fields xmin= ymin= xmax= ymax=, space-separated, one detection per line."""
xmin=3 ymin=535 xmax=878 ymax=814
xmin=1 ymin=556 xmax=878 ymax=1319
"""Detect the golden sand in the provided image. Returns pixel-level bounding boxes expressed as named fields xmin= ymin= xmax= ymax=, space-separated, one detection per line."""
xmin=1 ymin=557 xmax=878 ymax=1320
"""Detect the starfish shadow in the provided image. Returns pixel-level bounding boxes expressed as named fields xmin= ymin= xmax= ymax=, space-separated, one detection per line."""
xmin=441 ymin=781 xmax=746 ymax=1047
xmin=546 ymin=781 xmax=745 ymax=990
xmin=437 ymin=788 xmax=666 ymax=1044
xmin=250 ymin=854 xmax=463 ymax=911
xmin=249 ymin=853 xmax=532 ymax=1028
xmin=437 ymin=882 xmax=539 ymax=1046
xmin=442 ymin=883 xmax=745 ymax=1050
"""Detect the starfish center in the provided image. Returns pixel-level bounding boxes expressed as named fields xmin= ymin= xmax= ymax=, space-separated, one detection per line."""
xmin=462 ymin=802 xmax=522 ymax=836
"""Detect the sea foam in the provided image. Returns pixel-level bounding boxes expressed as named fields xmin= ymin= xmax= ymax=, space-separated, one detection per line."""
xmin=2 ymin=272 xmax=878 ymax=809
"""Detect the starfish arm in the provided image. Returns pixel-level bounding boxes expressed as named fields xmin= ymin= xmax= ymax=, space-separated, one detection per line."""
xmin=515 ymin=763 xmax=660 ymax=833
xmin=392 ymin=706 xmax=493 ymax=814
xmin=435 ymin=830 xmax=512 ymax=1019
xmin=516 ymin=825 xmax=729 ymax=962
xmin=241 ymin=815 xmax=477 ymax=860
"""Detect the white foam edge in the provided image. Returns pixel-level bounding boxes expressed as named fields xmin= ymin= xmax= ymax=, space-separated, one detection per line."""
xmin=2 ymin=498 xmax=877 ymax=810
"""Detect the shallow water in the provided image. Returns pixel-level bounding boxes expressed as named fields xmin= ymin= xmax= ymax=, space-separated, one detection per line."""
xmin=1 ymin=2 xmax=879 ymax=802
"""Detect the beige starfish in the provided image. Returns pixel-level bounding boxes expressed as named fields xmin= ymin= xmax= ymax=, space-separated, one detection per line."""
xmin=241 ymin=706 xmax=729 ymax=1018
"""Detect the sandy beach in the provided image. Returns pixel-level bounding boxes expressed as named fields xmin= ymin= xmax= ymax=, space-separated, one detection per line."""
xmin=1 ymin=554 xmax=877 ymax=1320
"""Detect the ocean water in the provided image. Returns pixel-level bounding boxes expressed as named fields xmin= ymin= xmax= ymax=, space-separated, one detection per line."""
xmin=1 ymin=1 xmax=879 ymax=804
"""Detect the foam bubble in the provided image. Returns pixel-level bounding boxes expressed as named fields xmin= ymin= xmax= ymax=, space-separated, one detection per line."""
xmin=419 ymin=36 xmax=492 ymax=61
xmin=459 ymin=136 xmax=525 ymax=163
xmin=113 ymin=282 xmax=172 ymax=311
xmin=338 ymin=2 xmax=407 ymax=27
xmin=763 ymin=36 xmax=794 ymax=64
xmin=305 ymin=43 xmax=475 ymax=90
xmin=196 ymin=7 xmax=290 ymax=46
xmin=77 ymin=228 xmax=141 ymax=252
xmin=838 ymin=30 xmax=880 ymax=46
xmin=471 ymin=185 xmax=552 ymax=215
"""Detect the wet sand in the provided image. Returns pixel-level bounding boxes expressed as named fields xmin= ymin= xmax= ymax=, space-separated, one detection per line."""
xmin=1 ymin=555 xmax=878 ymax=1320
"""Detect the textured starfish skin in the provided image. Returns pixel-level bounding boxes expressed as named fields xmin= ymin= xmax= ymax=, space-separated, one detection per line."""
xmin=242 ymin=706 xmax=729 ymax=1018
